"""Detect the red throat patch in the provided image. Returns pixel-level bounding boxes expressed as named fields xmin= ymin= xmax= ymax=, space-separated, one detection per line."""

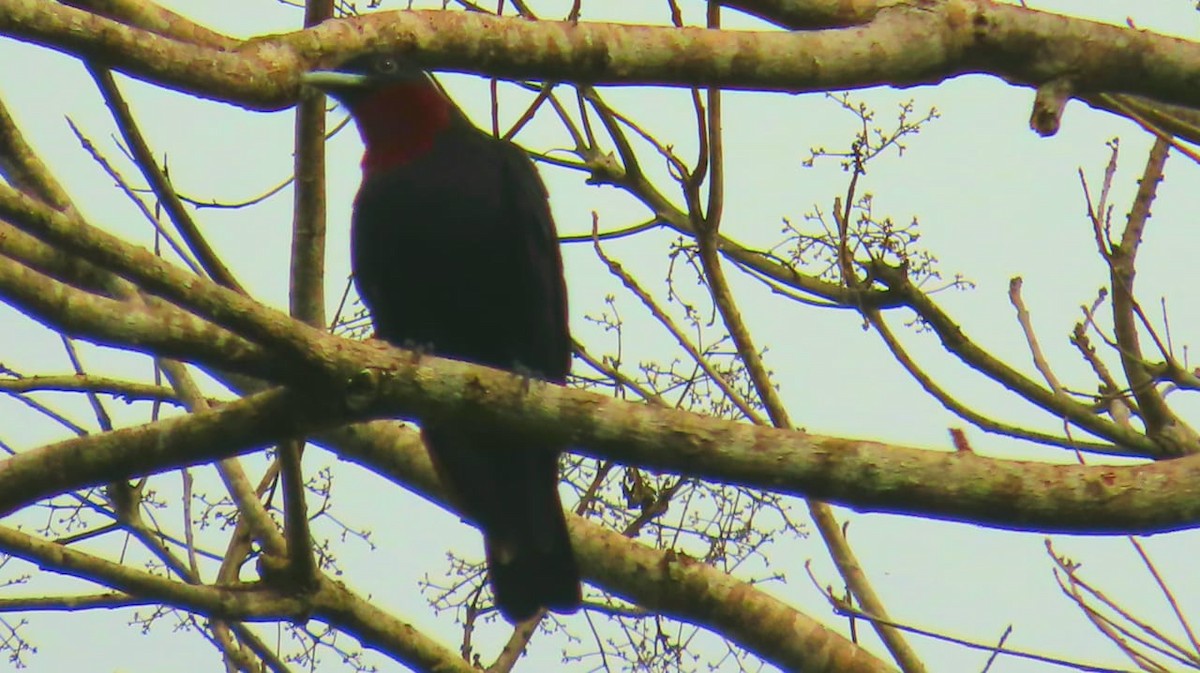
xmin=349 ymin=81 xmax=453 ymax=174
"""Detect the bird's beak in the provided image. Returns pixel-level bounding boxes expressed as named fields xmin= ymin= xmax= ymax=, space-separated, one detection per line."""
xmin=301 ymin=70 xmax=371 ymax=92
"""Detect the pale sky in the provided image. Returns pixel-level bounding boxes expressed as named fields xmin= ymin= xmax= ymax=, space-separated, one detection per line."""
xmin=2 ymin=1 xmax=1199 ymax=672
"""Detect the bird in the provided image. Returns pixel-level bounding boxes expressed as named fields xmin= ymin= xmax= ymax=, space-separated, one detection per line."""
xmin=303 ymin=53 xmax=581 ymax=623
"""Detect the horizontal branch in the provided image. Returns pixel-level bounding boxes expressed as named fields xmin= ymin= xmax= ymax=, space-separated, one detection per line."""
xmin=0 ymin=591 xmax=153 ymax=612
xmin=1 ymin=1 xmax=1199 ymax=115
xmin=2 ymin=327 xmax=1200 ymax=534
xmin=0 ymin=406 xmax=891 ymax=672
xmin=0 ymin=374 xmax=179 ymax=403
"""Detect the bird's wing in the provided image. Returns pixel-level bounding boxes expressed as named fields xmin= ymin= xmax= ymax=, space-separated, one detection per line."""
xmin=497 ymin=139 xmax=572 ymax=383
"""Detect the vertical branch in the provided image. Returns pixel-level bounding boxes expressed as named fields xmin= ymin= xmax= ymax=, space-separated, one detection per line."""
xmin=693 ymin=166 xmax=784 ymax=424
xmin=1108 ymin=138 xmax=1196 ymax=453
xmin=280 ymin=0 xmax=336 ymax=590
xmin=278 ymin=436 xmax=314 ymax=586
xmin=703 ymin=1 xmax=724 ymax=232
xmin=290 ymin=1 xmax=331 ymax=330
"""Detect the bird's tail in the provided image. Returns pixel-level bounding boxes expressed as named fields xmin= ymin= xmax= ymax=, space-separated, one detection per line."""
xmin=422 ymin=424 xmax=581 ymax=623
xmin=483 ymin=474 xmax=582 ymax=622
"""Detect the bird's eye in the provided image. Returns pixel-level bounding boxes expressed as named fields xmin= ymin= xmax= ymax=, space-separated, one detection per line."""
xmin=376 ymin=57 xmax=399 ymax=74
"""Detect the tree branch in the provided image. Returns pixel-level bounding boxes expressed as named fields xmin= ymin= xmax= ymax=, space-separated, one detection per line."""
xmin=4 ymin=2 xmax=1200 ymax=115
xmin=1 ymin=333 xmax=1199 ymax=533
xmin=0 ymin=248 xmax=271 ymax=376
xmin=322 ymin=419 xmax=898 ymax=673
xmin=0 ymin=524 xmax=308 ymax=621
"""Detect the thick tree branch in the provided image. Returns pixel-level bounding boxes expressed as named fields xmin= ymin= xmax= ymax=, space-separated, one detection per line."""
xmin=61 ymin=0 xmax=238 ymax=50
xmin=0 ymin=217 xmax=128 ymax=299
xmin=0 ymin=248 xmax=271 ymax=376
xmin=0 ymin=97 xmax=75 ymax=211
xmin=3 ymin=1 xmax=1200 ymax=116
xmin=578 ymin=521 xmax=896 ymax=673
xmin=310 ymin=575 xmax=478 ymax=673
xmin=2 ymin=332 xmax=1200 ymax=533
xmin=0 ymin=385 xmax=314 ymax=515
xmin=0 ymin=183 xmax=323 ymax=379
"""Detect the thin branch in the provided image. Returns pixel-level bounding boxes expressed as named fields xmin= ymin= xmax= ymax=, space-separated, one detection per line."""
xmin=1106 ymin=138 xmax=1197 ymax=453
xmin=274 ymin=0 xmax=336 ymax=594
xmin=832 ymin=603 xmax=1131 ymax=673
xmin=0 ymin=592 xmax=153 ymax=612
xmin=1009 ymin=277 xmax=1065 ymax=397
xmin=591 ymin=215 xmax=766 ymax=424
xmin=867 ymin=309 xmax=1127 ymax=455
xmin=870 ymin=261 xmax=1162 ymax=455
xmin=86 ymin=64 xmax=246 ymax=292
xmin=1129 ymin=537 xmax=1200 ymax=657
xmin=0 ymin=373 xmax=181 ymax=403
xmin=64 ymin=116 xmax=203 ymax=276
xmin=686 ymin=50 xmax=926 ymax=669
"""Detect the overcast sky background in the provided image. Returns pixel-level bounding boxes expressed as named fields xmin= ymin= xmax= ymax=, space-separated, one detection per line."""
xmin=2 ymin=1 xmax=1200 ymax=671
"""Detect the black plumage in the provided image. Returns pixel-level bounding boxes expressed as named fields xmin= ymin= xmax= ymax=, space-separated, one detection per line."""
xmin=305 ymin=54 xmax=581 ymax=622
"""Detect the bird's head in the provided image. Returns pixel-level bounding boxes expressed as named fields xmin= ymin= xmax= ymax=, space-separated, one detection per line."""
xmin=303 ymin=53 xmax=456 ymax=173
xmin=302 ymin=53 xmax=430 ymax=107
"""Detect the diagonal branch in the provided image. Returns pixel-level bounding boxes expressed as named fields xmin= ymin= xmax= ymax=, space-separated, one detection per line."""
xmin=0 ymin=183 xmax=322 ymax=378
xmin=0 ymin=248 xmax=271 ymax=376
xmin=0 ymin=522 xmax=474 ymax=672
xmin=324 ymin=419 xmax=899 ymax=673
xmin=0 ymin=524 xmax=309 ymax=621
xmin=86 ymin=64 xmax=246 ymax=292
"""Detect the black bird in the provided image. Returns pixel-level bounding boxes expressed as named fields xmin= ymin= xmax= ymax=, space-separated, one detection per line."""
xmin=304 ymin=54 xmax=581 ymax=622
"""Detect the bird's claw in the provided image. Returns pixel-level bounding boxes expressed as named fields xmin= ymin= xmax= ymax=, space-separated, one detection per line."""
xmin=511 ymin=362 xmax=541 ymax=394
xmin=400 ymin=339 xmax=435 ymax=365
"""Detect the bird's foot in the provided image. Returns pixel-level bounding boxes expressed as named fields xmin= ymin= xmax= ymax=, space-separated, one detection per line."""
xmin=511 ymin=362 xmax=541 ymax=394
xmin=400 ymin=339 xmax=435 ymax=366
